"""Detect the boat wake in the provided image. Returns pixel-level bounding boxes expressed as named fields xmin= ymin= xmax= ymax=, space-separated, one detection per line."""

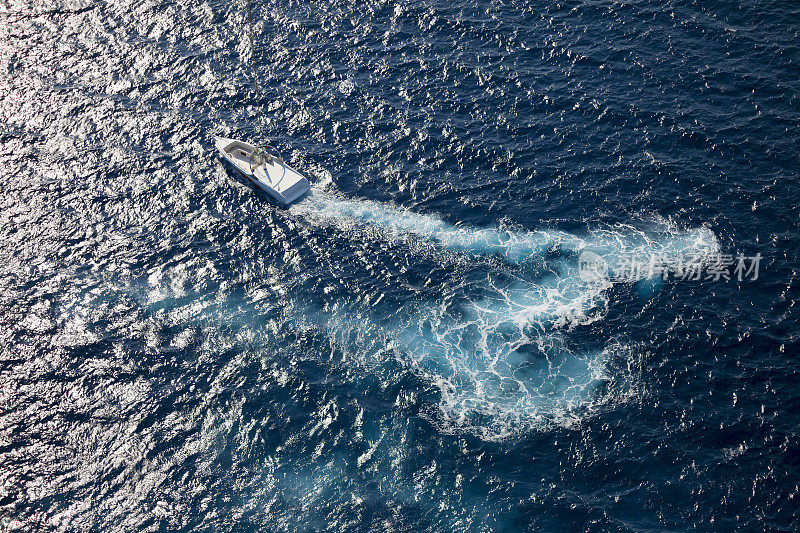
xmin=284 ymin=189 xmax=720 ymax=438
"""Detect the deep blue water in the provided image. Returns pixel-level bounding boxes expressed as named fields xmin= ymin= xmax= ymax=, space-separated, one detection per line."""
xmin=2 ymin=0 xmax=799 ymax=530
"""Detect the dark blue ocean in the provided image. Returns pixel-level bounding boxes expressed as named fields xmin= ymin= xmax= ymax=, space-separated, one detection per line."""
xmin=2 ymin=0 xmax=799 ymax=530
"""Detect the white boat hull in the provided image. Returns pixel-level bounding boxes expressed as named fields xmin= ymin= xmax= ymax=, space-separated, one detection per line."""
xmin=213 ymin=136 xmax=310 ymax=205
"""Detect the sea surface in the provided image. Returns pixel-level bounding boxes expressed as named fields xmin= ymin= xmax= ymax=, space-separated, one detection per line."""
xmin=2 ymin=0 xmax=799 ymax=530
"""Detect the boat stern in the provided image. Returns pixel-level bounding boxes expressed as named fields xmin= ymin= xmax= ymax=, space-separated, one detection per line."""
xmin=281 ymin=178 xmax=311 ymax=204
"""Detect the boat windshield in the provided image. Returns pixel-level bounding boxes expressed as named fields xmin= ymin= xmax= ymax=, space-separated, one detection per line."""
xmin=249 ymin=147 xmax=271 ymax=170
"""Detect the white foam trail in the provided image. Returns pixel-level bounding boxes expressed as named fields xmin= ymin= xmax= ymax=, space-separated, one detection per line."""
xmin=292 ymin=189 xmax=578 ymax=264
xmin=290 ymin=189 xmax=720 ymax=437
xmin=292 ymin=189 xmax=719 ymax=272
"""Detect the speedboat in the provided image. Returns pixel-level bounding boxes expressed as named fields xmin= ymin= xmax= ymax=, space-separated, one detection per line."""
xmin=213 ymin=136 xmax=310 ymax=205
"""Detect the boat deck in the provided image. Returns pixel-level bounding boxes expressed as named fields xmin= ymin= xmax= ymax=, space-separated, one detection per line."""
xmin=228 ymin=148 xmax=252 ymax=169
